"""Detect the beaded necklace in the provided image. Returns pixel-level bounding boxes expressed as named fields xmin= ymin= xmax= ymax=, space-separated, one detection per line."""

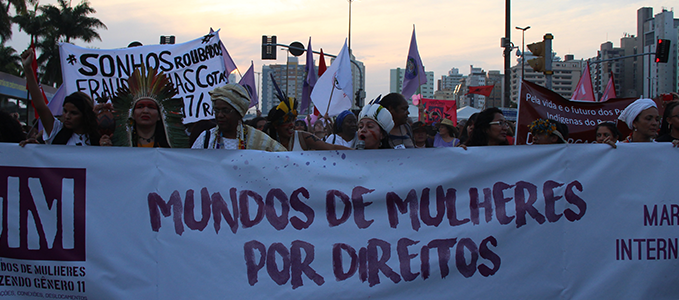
xmin=212 ymin=121 xmax=247 ymax=149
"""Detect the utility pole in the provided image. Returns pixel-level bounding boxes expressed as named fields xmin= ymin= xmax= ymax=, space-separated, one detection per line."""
xmin=503 ymin=0 xmax=511 ymax=108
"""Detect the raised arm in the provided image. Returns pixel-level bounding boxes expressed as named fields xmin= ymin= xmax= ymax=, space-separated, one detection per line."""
xmin=300 ymin=131 xmax=351 ymax=150
xmin=21 ymin=49 xmax=54 ymax=135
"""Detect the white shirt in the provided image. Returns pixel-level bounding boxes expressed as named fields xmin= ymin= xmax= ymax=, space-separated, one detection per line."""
xmin=326 ymin=133 xmax=356 ymax=148
xmin=192 ymin=127 xmax=238 ymax=149
xmin=43 ymin=118 xmax=91 ymax=146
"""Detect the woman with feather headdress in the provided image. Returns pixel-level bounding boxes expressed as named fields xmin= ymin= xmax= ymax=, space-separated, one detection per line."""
xmin=103 ymin=65 xmax=188 ymax=148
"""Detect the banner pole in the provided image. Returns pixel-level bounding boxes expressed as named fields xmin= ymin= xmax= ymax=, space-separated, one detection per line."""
xmin=324 ymin=84 xmax=336 ymax=117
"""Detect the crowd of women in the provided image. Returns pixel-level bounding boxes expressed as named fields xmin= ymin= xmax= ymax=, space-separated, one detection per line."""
xmin=2 ymin=58 xmax=679 ymax=150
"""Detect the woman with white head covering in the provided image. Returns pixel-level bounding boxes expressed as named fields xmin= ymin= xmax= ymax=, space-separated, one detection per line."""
xmin=192 ymin=84 xmax=286 ymax=151
xmin=618 ymin=98 xmax=660 ymax=143
xmin=356 ymin=102 xmax=395 ymax=149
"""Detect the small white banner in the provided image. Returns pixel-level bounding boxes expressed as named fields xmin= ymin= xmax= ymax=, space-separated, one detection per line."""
xmin=59 ymin=32 xmax=227 ymax=124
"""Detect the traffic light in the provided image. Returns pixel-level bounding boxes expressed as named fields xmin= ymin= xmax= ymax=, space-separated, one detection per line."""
xmin=160 ymin=35 xmax=175 ymax=45
xmin=655 ymin=39 xmax=671 ymax=63
xmin=261 ymin=35 xmax=277 ymax=60
xmin=527 ymin=41 xmax=546 ymax=72
xmin=527 ymin=33 xmax=553 ymax=75
xmin=355 ymin=89 xmax=365 ymax=109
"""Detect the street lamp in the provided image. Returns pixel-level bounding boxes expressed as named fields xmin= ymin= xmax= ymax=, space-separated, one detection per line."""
xmin=515 ymin=26 xmax=530 ymax=80
xmin=348 ymin=0 xmax=354 ymax=54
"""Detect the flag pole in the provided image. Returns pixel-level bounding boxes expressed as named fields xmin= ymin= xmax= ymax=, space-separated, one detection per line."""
xmin=324 ymin=84 xmax=336 ymax=117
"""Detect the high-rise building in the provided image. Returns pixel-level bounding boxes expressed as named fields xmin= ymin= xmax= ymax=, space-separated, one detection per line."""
xmin=437 ymin=68 xmax=465 ymax=91
xmin=637 ymin=7 xmax=678 ymax=97
xmin=261 ymin=57 xmax=305 ymax=116
xmin=389 ymin=68 xmax=435 ymax=103
xmin=485 ymin=70 xmax=504 ymax=108
xmin=463 ymin=65 xmax=486 ymax=109
xmin=592 ymin=42 xmax=625 ymax=99
xmin=619 ymin=34 xmax=639 ymax=98
xmin=510 ymin=56 xmax=584 ymax=102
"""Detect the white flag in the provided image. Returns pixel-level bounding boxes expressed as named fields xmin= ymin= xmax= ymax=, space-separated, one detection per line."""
xmin=310 ymin=40 xmax=353 ymax=117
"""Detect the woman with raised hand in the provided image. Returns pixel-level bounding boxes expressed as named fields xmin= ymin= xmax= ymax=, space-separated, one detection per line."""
xmin=617 ymin=98 xmax=660 ymax=143
xmin=594 ymin=121 xmax=621 ymax=148
xmin=20 ymin=49 xmax=100 ymax=146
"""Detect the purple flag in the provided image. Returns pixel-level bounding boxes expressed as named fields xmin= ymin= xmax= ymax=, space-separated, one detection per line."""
xmin=401 ymin=26 xmax=427 ymax=100
xmin=238 ymin=61 xmax=258 ymax=108
xmin=210 ymin=28 xmax=237 ymax=77
xmin=301 ymin=37 xmax=317 ymax=113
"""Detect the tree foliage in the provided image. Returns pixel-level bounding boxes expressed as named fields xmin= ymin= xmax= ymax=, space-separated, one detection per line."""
xmin=11 ymin=0 xmax=106 ymax=86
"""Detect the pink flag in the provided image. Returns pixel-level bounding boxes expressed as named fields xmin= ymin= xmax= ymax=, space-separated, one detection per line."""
xmin=600 ymin=71 xmax=617 ymax=102
xmin=401 ymin=25 xmax=427 ymax=100
xmin=570 ymin=63 xmax=595 ymax=101
xmin=238 ymin=61 xmax=258 ymax=108
xmin=210 ymin=28 xmax=237 ymax=77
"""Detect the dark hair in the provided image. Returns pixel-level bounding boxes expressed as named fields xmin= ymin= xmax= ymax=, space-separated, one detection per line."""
xmin=0 ymin=110 xmax=26 ymax=143
xmin=466 ymin=108 xmax=506 ymax=146
xmin=543 ymin=119 xmax=569 ymax=144
xmin=554 ymin=121 xmax=569 ymax=144
xmin=459 ymin=113 xmax=478 ymax=144
xmin=378 ymin=128 xmax=391 ymax=149
xmin=249 ymin=116 xmax=266 ymax=128
xmin=294 ymin=119 xmax=307 ymax=131
xmin=52 ymin=92 xmax=100 ymax=145
xmin=659 ymin=100 xmax=679 ymax=137
xmin=131 ymin=120 xmax=170 ymax=147
xmin=189 ymin=119 xmax=216 ymax=146
xmin=594 ymin=122 xmax=621 ymax=141
xmin=379 ymin=93 xmax=407 ymax=110
xmin=265 ymin=107 xmax=283 ymax=141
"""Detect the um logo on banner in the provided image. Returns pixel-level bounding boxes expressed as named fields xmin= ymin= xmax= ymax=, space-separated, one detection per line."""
xmin=0 ymin=166 xmax=86 ymax=261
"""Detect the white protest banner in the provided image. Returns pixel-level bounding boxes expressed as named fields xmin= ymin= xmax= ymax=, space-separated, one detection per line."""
xmin=1 ymin=143 xmax=678 ymax=299
xmin=59 ymin=31 xmax=228 ymax=124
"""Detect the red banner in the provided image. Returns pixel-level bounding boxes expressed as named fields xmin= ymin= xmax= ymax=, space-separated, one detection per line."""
xmin=517 ymin=81 xmax=637 ymax=144
xmin=420 ymin=98 xmax=457 ymax=125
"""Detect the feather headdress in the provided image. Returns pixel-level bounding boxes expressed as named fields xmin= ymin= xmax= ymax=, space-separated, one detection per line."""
xmin=111 ymin=65 xmax=188 ymax=148
xmin=270 ymin=73 xmax=298 ymax=124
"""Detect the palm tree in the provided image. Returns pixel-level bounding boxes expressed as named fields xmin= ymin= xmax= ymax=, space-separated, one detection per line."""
xmin=0 ymin=0 xmax=32 ymax=41
xmin=12 ymin=2 xmax=44 ymax=39
xmin=0 ymin=42 xmax=21 ymax=75
xmin=40 ymin=0 xmax=107 ymax=43
xmin=13 ymin=0 xmax=106 ymax=86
